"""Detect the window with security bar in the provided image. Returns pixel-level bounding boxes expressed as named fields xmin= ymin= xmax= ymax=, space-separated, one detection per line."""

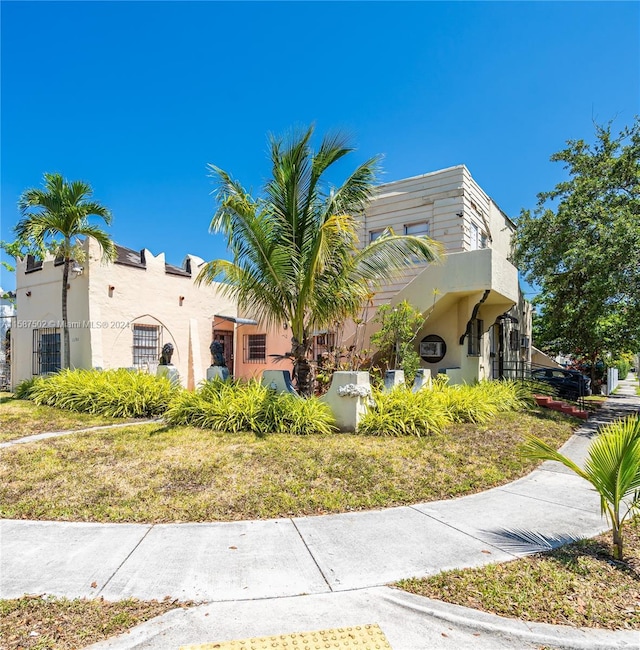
xmin=244 ymin=333 xmax=266 ymax=363
xmin=33 ymin=328 xmax=61 ymax=375
xmin=132 ymin=324 xmax=161 ymax=368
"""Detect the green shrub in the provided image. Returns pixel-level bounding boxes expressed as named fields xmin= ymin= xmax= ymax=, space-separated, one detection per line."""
xmin=14 ymin=376 xmax=43 ymax=400
xmin=27 ymin=368 xmax=176 ymax=418
xmin=164 ymin=379 xmax=336 ymax=435
xmin=615 ymin=358 xmax=631 ymax=381
xmin=270 ymin=392 xmax=336 ymax=436
xmin=431 ymin=380 xmax=530 ymax=424
xmin=358 ymin=387 xmax=450 ymax=436
xmin=359 ymin=380 xmax=528 ymax=437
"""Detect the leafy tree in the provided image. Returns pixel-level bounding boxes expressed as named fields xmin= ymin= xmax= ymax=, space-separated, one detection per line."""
xmin=15 ymin=173 xmax=116 ymax=368
xmin=523 ymin=414 xmax=640 ymax=560
xmin=514 ymin=119 xmax=640 ymax=378
xmin=370 ymin=300 xmax=425 ymax=382
xmin=197 ymin=127 xmax=442 ymax=396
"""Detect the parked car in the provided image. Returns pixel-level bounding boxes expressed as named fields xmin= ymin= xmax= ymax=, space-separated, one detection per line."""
xmin=531 ymin=368 xmax=592 ymax=400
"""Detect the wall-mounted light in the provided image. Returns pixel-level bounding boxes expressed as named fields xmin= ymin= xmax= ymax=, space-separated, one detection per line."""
xmin=70 ymin=263 xmax=84 ymax=276
xmin=25 ymin=291 xmax=31 ymax=297
xmin=179 ymin=296 xmax=185 ymax=306
xmin=108 ymin=285 xmax=115 ymax=297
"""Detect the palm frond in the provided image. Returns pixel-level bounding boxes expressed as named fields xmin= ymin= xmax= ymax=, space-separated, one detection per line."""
xmin=352 ymin=233 xmax=444 ymax=284
xmin=75 ymin=225 xmax=116 ymax=262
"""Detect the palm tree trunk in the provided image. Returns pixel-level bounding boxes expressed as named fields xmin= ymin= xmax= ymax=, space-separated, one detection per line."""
xmin=62 ymin=256 xmax=70 ymax=369
xmin=612 ymin=517 xmax=623 ymax=560
xmin=292 ymin=335 xmax=314 ymax=397
xmin=294 ymin=357 xmax=314 ymax=397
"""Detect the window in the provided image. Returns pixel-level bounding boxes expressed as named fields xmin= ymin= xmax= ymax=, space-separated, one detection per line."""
xmin=419 ymin=335 xmax=446 ymax=363
xmin=244 ymin=334 xmax=266 ymax=363
xmin=404 ymin=222 xmax=430 ymax=237
xmin=132 ymin=324 xmax=161 ymax=368
xmin=32 ymin=328 xmax=61 ymax=375
xmin=470 ymin=223 xmax=488 ymax=250
xmin=467 ymin=318 xmax=484 ymax=356
xmin=509 ymin=329 xmax=520 ymax=352
xmin=369 ymin=229 xmax=385 ymax=243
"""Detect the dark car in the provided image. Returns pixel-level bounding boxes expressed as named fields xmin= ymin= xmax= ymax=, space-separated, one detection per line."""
xmin=531 ymin=368 xmax=592 ymax=400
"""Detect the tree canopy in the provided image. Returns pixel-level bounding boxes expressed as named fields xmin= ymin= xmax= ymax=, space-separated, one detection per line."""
xmin=197 ymin=126 xmax=443 ymax=395
xmin=514 ymin=118 xmax=640 ymax=368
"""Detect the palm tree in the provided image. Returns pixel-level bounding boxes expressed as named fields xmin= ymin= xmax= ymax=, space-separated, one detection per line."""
xmin=16 ymin=173 xmax=116 ymax=369
xmin=197 ymin=126 xmax=443 ymax=395
xmin=522 ymin=414 xmax=640 ymax=560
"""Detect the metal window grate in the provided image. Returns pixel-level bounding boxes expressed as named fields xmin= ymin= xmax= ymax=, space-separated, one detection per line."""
xmin=33 ymin=328 xmax=61 ymax=375
xmin=243 ymin=334 xmax=266 ymax=363
xmin=132 ymin=324 xmax=161 ymax=368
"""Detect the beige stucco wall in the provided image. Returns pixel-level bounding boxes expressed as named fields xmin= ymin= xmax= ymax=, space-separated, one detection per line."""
xmin=12 ymin=255 xmax=92 ymax=386
xmin=12 ymin=239 xmax=237 ymax=388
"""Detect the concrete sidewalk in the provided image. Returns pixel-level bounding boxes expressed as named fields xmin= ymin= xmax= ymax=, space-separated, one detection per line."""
xmin=2 ymin=377 xmax=639 ymax=649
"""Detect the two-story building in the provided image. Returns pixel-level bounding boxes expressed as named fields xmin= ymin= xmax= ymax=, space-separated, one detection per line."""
xmin=351 ymin=164 xmax=532 ymax=383
xmin=10 ymin=165 xmax=532 ymax=389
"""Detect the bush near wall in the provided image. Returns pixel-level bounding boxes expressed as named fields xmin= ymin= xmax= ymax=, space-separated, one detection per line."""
xmin=359 ymin=379 xmax=532 ymax=437
xmin=614 ymin=358 xmax=631 ymax=381
xmin=15 ymin=368 xmax=176 ymax=418
xmin=164 ymin=379 xmax=336 ymax=435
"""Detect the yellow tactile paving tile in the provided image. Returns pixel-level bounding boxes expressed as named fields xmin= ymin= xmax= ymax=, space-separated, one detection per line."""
xmin=179 ymin=623 xmax=392 ymax=650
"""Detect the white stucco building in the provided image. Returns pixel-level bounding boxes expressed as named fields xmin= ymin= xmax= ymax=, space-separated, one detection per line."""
xmin=10 ymin=240 xmax=238 ymax=389
xmin=10 ymin=164 xmax=533 ymax=389
xmin=351 ymin=165 xmax=533 ymax=383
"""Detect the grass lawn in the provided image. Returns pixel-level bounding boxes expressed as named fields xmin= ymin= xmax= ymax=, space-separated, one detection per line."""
xmin=396 ymin=519 xmax=640 ymax=630
xmin=0 ymin=409 xmax=575 ymax=523
xmin=0 ymin=596 xmax=191 ymax=650
xmin=0 ymin=393 xmax=127 ymax=443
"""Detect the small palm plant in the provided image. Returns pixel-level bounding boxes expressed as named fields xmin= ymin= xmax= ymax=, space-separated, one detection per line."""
xmin=522 ymin=414 xmax=640 ymax=560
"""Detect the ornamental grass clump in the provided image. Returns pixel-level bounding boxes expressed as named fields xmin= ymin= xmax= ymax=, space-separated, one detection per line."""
xmin=359 ymin=379 xmax=528 ymax=437
xmin=26 ymin=368 xmax=175 ymax=418
xmin=358 ymin=387 xmax=450 ymax=436
xmin=164 ymin=379 xmax=336 ymax=435
xmin=431 ymin=379 xmax=530 ymax=424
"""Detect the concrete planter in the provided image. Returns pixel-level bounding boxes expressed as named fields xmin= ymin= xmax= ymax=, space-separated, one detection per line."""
xmin=261 ymin=370 xmax=297 ymax=394
xmin=412 ymin=369 xmax=432 ymax=392
xmin=207 ymin=366 xmax=230 ymax=382
xmin=383 ymin=370 xmax=405 ymax=392
xmin=157 ymin=364 xmax=180 ymax=386
xmin=320 ymin=371 xmax=371 ymax=433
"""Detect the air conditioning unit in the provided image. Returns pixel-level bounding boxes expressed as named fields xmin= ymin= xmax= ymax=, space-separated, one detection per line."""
xmin=520 ymin=336 xmax=530 ymax=349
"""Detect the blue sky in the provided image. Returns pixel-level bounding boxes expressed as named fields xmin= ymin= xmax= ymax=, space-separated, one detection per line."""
xmin=1 ymin=1 xmax=638 ymax=295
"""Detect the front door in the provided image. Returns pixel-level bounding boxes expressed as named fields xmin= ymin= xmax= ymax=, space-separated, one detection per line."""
xmin=212 ymin=329 xmax=234 ymax=374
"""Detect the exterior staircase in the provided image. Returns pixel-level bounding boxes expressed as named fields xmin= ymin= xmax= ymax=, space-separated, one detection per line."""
xmin=534 ymin=395 xmax=589 ymax=420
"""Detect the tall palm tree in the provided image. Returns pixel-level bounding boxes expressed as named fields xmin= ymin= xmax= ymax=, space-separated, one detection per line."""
xmin=197 ymin=126 xmax=443 ymax=395
xmin=16 ymin=173 xmax=116 ymax=369
xmin=523 ymin=414 xmax=640 ymax=560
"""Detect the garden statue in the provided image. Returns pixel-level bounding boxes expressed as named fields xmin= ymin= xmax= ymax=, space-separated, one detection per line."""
xmin=159 ymin=343 xmax=174 ymax=366
xmin=208 ymin=340 xmax=229 ymax=381
xmin=210 ymin=341 xmax=227 ymax=367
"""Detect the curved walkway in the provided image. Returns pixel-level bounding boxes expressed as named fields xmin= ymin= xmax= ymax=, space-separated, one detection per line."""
xmin=1 ymin=378 xmax=639 ymax=649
